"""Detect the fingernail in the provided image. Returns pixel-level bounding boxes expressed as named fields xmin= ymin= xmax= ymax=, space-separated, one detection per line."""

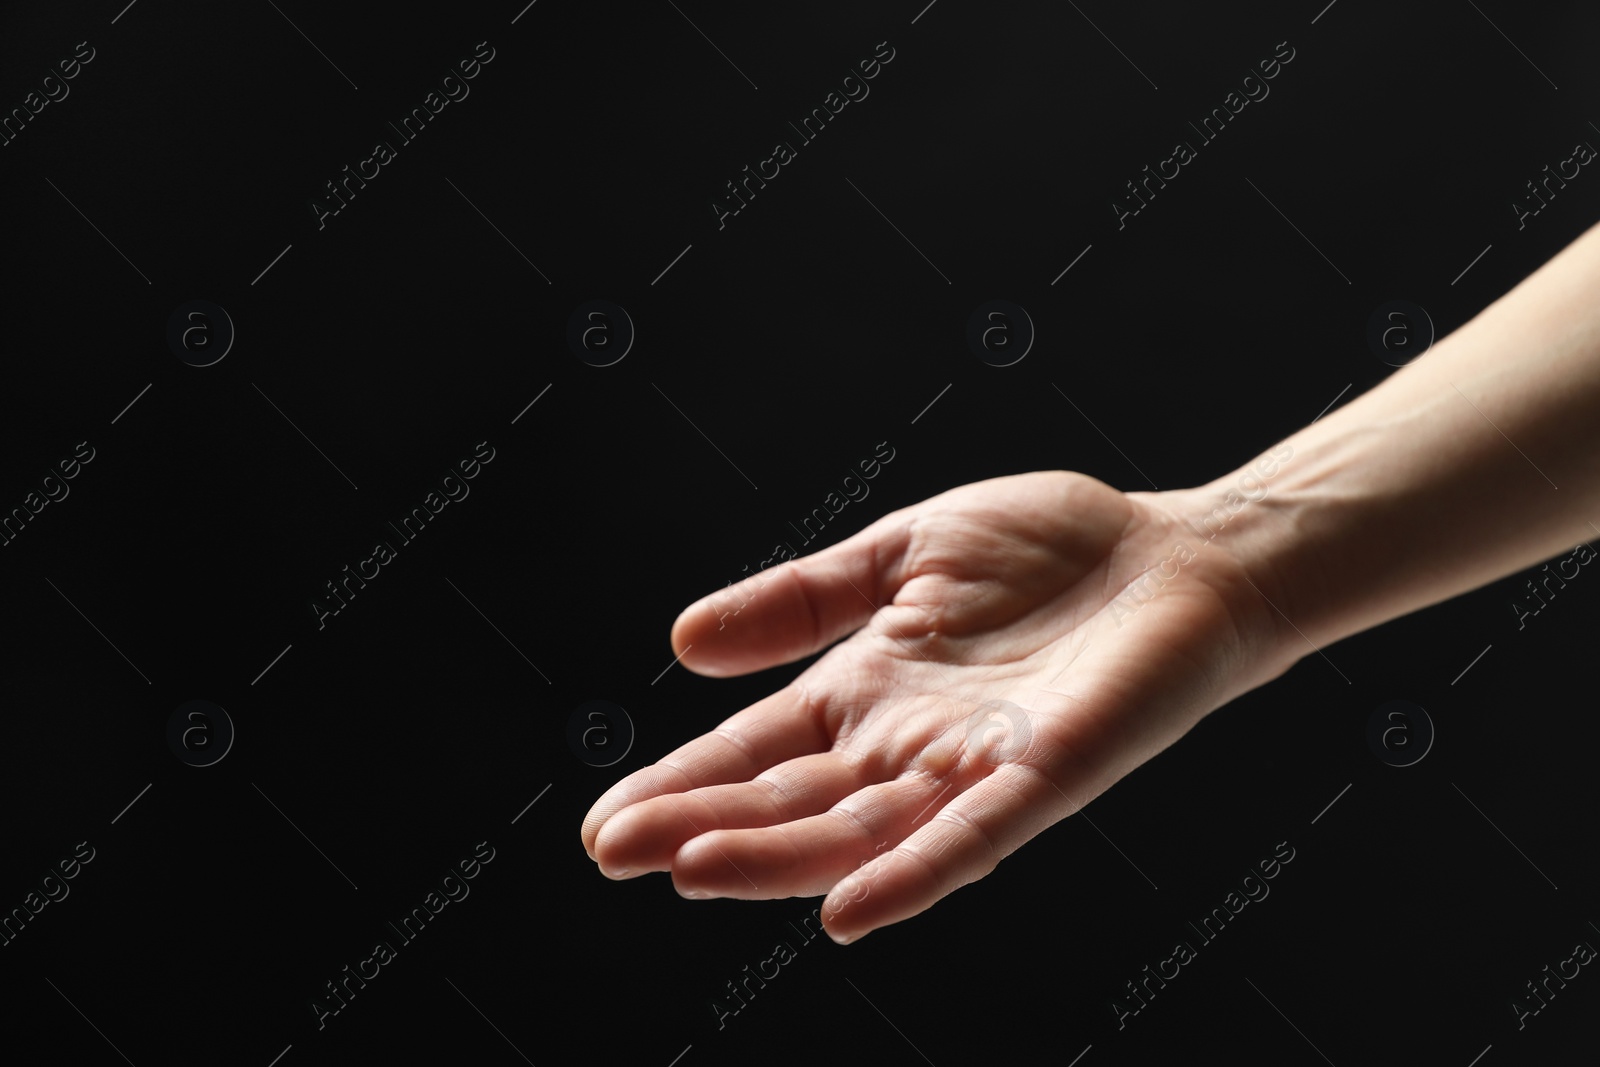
xmin=603 ymin=866 xmax=631 ymax=878
xmin=828 ymin=929 xmax=856 ymax=945
xmin=679 ymin=887 xmax=705 ymax=899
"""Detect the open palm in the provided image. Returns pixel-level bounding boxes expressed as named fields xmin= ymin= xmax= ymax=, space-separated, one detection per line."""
xmin=581 ymin=471 xmax=1296 ymax=942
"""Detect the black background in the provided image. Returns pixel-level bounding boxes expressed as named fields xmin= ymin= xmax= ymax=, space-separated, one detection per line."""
xmin=2 ymin=1 xmax=1598 ymax=1064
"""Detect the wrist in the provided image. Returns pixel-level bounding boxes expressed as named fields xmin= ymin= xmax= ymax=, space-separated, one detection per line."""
xmin=1134 ymin=442 xmax=1323 ymax=685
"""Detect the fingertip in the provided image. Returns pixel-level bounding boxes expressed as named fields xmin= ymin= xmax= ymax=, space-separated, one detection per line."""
xmin=669 ymin=598 xmax=740 ymax=678
xmin=668 ymin=605 xmax=697 ymax=660
xmin=581 ymin=777 xmax=641 ymax=858
xmin=819 ymin=894 xmax=870 ymax=945
xmin=580 ymin=809 xmax=606 ymax=860
xmin=592 ymin=803 xmax=655 ymax=876
xmin=670 ymin=831 xmax=725 ymax=894
xmin=824 ymin=915 xmax=859 ymax=945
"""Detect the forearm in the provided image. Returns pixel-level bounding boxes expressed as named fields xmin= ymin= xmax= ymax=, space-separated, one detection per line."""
xmin=1179 ymin=220 xmax=1600 ymax=658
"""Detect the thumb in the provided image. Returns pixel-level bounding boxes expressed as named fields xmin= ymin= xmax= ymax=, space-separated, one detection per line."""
xmin=670 ymin=510 xmax=915 ymax=677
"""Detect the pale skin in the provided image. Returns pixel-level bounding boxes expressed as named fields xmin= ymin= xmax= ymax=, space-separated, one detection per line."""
xmin=581 ymin=218 xmax=1600 ymax=944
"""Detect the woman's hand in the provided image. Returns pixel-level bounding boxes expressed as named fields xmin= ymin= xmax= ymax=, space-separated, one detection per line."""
xmin=580 ymin=469 xmax=1299 ymax=943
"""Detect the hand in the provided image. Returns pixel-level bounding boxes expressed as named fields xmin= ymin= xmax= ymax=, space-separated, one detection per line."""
xmin=580 ymin=470 xmax=1298 ymax=943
